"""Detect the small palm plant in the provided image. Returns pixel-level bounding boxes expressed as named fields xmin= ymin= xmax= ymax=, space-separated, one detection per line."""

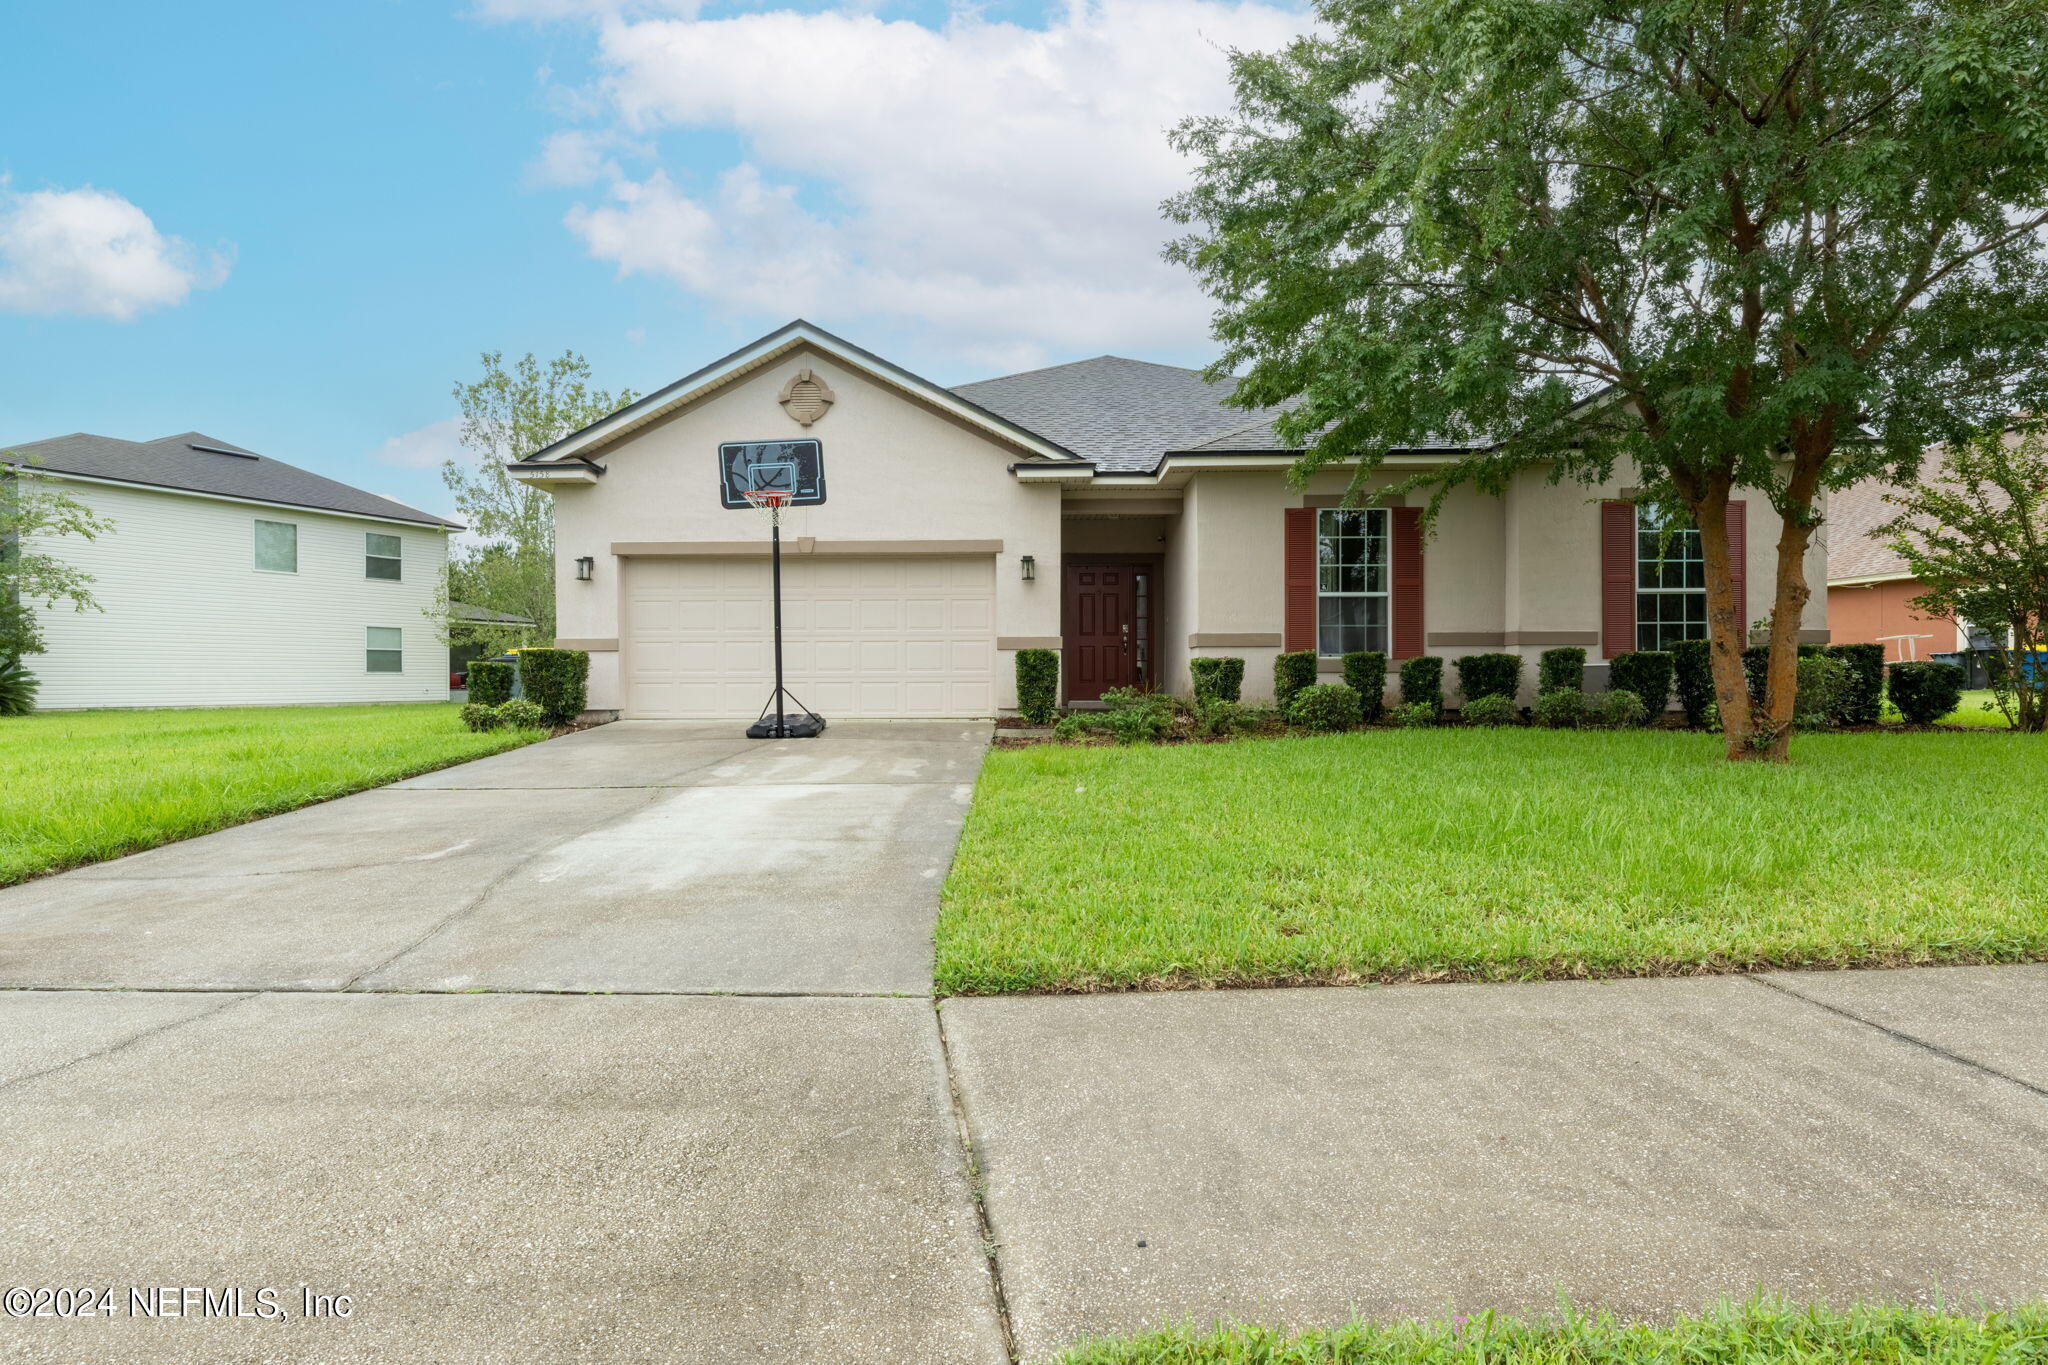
xmin=0 ymin=658 xmax=40 ymax=717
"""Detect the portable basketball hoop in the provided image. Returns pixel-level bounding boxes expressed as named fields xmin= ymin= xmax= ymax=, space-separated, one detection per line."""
xmin=741 ymin=486 xmax=826 ymax=740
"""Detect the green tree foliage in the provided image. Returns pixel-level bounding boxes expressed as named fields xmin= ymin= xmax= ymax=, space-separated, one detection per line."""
xmin=441 ymin=352 xmax=635 ymax=653
xmin=1168 ymin=0 xmax=2048 ymax=760
xmin=1881 ymin=425 xmax=2048 ymax=731
xmin=0 ymin=464 xmax=115 ymax=661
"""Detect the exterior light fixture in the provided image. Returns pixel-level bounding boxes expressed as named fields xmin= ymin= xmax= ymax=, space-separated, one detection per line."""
xmin=575 ymin=556 xmax=595 ymax=582
xmin=1020 ymin=554 xmax=1036 ymax=582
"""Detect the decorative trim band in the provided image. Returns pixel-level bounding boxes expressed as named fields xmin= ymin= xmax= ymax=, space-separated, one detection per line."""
xmin=1303 ymin=492 xmax=1407 ymax=509
xmin=1505 ymin=631 xmax=1600 ymax=646
xmin=1427 ymin=632 xmax=1506 ymax=647
xmin=1188 ymin=633 xmax=1283 ymax=648
xmin=997 ymin=637 xmax=1062 ymax=651
xmin=554 ymin=638 xmax=619 ymax=652
xmin=610 ymin=539 xmax=1003 ymax=557
xmin=1798 ymin=629 xmax=1833 ymax=644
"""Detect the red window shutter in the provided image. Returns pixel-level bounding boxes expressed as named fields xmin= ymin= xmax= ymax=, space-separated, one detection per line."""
xmin=1725 ymin=499 xmax=1747 ymax=631
xmin=1601 ymin=500 xmax=1636 ymax=658
xmin=1391 ymin=506 xmax=1425 ymax=659
xmin=1283 ymin=507 xmax=1317 ymax=653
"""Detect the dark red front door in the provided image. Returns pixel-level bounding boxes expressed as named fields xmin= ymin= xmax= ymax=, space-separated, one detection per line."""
xmin=1064 ymin=564 xmax=1139 ymax=701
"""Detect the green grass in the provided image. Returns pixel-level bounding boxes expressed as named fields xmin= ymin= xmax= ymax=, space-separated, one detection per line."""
xmin=0 ymin=703 xmax=547 ymax=885
xmin=1057 ymin=1300 xmax=2048 ymax=1363
xmin=936 ymin=728 xmax=2048 ymax=994
xmin=1936 ymin=689 xmax=2016 ymax=728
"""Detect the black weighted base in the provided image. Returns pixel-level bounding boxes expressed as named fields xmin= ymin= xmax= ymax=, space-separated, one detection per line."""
xmin=746 ymin=711 xmax=827 ymax=740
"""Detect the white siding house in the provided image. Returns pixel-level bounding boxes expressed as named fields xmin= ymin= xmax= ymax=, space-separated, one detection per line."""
xmin=8 ymin=431 xmax=457 ymax=710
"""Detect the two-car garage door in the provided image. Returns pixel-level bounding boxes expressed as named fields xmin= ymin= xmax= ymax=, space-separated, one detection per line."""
xmin=622 ymin=556 xmax=995 ymax=718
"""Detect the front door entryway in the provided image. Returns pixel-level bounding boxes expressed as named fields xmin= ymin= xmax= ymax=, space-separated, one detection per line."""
xmin=1063 ymin=563 xmax=1152 ymax=702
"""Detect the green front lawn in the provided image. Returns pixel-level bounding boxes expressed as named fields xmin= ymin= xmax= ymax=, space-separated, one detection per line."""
xmin=936 ymin=728 xmax=2047 ymax=994
xmin=1936 ymin=689 xmax=2016 ymax=728
xmin=1059 ymin=1301 xmax=2048 ymax=1364
xmin=0 ymin=704 xmax=546 ymax=885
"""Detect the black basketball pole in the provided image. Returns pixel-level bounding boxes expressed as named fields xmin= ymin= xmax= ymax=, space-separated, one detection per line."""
xmin=746 ymin=496 xmax=825 ymax=740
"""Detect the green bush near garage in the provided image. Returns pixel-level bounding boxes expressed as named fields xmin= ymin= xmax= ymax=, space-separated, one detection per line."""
xmin=466 ymin=659 xmax=514 ymax=707
xmin=1189 ymin=656 xmax=1245 ymax=705
xmin=1015 ymin=649 xmax=1060 ymax=724
xmin=517 ymin=648 xmax=589 ymax=725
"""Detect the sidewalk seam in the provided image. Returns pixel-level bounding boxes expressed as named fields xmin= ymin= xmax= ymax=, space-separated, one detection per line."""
xmin=1747 ymin=974 xmax=2048 ymax=1101
xmin=933 ymin=1002 xmax=1020 ymax=1364
xmin=0 ymin=991 xmax=255 ymax=1096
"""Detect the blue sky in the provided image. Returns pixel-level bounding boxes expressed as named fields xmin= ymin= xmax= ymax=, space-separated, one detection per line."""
xmin=1 ymin=0 xmax=1302 ymax=520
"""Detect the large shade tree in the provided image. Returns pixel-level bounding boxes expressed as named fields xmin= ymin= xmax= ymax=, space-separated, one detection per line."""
xmin=1168 ymin=0 xmax=2048 ymax=759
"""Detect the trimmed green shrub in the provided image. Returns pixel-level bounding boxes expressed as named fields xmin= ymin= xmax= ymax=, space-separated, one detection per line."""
xmin=1398 ymin=655 xmax=1444 ymax=715
xmin=1189 ymin=656 xmax=1245 ymax=704
xmin=459 ymin=702 xmax=504 ymax=733
xmin=466 ymin=659 xmax=514 ymax=707
xmin=0 ymin=658 xmax=38 ymax=717
xmin=1273 ymin=651 xmax=1316 ymax=711
xmin=1191 ymin=698 xmax=1244 ymax=738
xmin=1888 ymin=660 xmax=1967 ymax=724
xmin=1590 ymin=688 xmax=1649 ymax=728
xmin=1532 ymin=687 xmax=1587 ymax=729
xmin=517 ymin=648 xmax=590 ymax=724
xmin=1101 ymin=687 xmax=1175 ymax=744
xmin=496 ymin=698 xmax=547 ymax=730
xmin=1453 ymin=651 xmax=1522 ymax=703
xmin=1743 ymin=642 xmax=1825 ymax=703
xmin=1537 ymin=647 xmax=1585 ymax=693
xmin=1794 ymin=656 xmax=1852 ymax=730
xmin=1288 ymin=682 xmax=1363 ymax=732
xmin=1341 ymin=651 xmax=1388 ymax=721
xmin=1390 ymin=701 xmax=1437 ymax=728
xmin=1671 ymin=638 xmax=1716 ymax=727
xmin=1607 ymin=651 xmax=1674 ymax=716
xmin=1015 ymin=648 xmax=1059 ymax=724
xmin=1461 ymin=693 xmax=1518 ymax=727
xmin=1051 ymin=713 xmax=1103 ymax=743
xmin=1824 ymin=643 xmax=1886 ymax=725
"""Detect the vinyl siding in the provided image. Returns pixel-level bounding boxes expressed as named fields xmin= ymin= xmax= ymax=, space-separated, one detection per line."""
xmin=21 ymin=478 xmax=452 ymax=709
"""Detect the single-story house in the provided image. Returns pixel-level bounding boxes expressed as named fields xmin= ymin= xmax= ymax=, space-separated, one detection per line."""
xmin=1824 ymin=478 xmax=1966 ymax=663
xmin=5 ymin=431 xmax=459 ymax=710
xmin=510 ymin=320 xmax=1828 ymax=719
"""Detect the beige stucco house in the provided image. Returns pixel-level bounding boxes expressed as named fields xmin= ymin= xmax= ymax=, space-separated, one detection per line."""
xmin=511 ymin=321 xmax=1827 ymax=719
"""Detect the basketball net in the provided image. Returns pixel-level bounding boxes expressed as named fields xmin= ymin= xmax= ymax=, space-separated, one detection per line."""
xmin=741 ymin=486 xmax=794 ymax=527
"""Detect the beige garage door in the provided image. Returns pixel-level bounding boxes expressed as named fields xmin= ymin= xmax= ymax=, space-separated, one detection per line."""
xmin=623 ymin=556 xmax=996 ymax=719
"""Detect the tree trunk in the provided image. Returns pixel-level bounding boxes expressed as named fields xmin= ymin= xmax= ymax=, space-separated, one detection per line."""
xmin=1754 ymin=515 xmax=1818 ymax=760
xmin=1690 ymin=491 xmax=1765 ymax=759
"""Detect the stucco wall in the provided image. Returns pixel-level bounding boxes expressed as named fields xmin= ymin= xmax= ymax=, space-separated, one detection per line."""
xmin=1827 ymin=579 xmax=1961 ymax=661
xmin=27 ymin=479 xmax=451 ymax=709
xmin=547 ymin=346 xmax=1064 ymax=711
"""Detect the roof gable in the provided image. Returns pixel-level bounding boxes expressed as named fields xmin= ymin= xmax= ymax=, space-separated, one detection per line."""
xmin=520 ymin=320 xmax=1080 ymax=467
xmin=950 ymin=355 xmax=1270 ymax=472
xmin=3 ymin=431 xmax=457 ymax=528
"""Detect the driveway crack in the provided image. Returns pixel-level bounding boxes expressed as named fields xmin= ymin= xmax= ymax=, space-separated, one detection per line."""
xmin=1747 ymin=974 xmax=2048 ymax=1102
xmin=933 ymin=1000 xmax=1019 ymax=1363
xmin=0 ymin=992 xmax=256 ymax=1096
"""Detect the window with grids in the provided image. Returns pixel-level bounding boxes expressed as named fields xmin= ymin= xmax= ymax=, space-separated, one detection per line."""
xmin=365 ymin=532 xmax=402 ymax=581
xmin=1636 ymin=506 xmax=1707 ymax=651
xmin=1317 ymin=508 xmax=1389 ymax=656
xmin=366 ymin=627 xmax=403 ymax=674
xmin=254 ymin=519 xmax=297 ymax=573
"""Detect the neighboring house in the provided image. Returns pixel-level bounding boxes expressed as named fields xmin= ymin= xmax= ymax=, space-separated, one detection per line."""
xmin=448 ymin=601 xmax=537 ymax=686
xmin=1824 ymin=478 xmax=1965 ymax=663
xmin=510 ymin=320 xmax=1827 ymax=719
xmin=5 ymin=431 xmax=458 ymax=709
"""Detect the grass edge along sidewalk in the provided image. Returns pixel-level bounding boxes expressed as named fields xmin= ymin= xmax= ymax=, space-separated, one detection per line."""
xmin=0 ymin=703 xmax=547 ymax=886
xmin=1055 ymin=1298 xmax=2048 ymax=1364
xmin=936 ymin=728 xmax=2048 ymax=995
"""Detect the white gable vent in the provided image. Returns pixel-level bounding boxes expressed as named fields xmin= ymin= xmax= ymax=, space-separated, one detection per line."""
xmin=777 ymin=368 xmax=836 ymax=427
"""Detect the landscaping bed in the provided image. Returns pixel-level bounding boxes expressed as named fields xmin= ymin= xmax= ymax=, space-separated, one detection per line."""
xmin=935 ymin=727 xmax=2048 ymax=995
xmin=0 ymin=703 xmax=548 ymax=885
xmin=1057 ymin=1300 xmax=2048 ymax=1364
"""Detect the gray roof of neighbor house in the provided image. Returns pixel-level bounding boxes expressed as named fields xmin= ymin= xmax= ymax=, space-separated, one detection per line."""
xmin=951 ymin=356 xmax=1272 ymax=472
xmin=2 ymin=431 xmax=459 ymax=528
xmin=1828 ymin=478 xmax=1914 ymax=581
xmin=450 ymin=601 xmax=536 ymax=626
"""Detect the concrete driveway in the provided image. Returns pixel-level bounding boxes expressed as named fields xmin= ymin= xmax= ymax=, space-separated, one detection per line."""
xmin=0 ymin=720 xmax=987 ymax=995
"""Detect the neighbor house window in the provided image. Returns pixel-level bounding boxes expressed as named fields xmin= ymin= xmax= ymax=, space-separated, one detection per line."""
xmin=1636 ymin=506 xmax=1707 ymax=651
xmin=1317 ymin=508 xmax=1389 ymax=656
xmin=365 ymin=532 xmax=402 ymax=581
xmin=366 ymin=626 xmax=403 ymax=673
xmin=254 ymin=519 xmax=297 ymax=573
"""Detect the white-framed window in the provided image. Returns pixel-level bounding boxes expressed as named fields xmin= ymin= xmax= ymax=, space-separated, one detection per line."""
xmin=1317 ymin=508 xmax=1389 ymax=656
xmin=1636 ymin=505 xmax=1707 ymax=652
xmin=254 ymin=519 xmax=297 ymax=573
xmin=366 ymin=626 xmax=403 ymax=674
xmin=365 ymin=532 xmax=402 ymax=581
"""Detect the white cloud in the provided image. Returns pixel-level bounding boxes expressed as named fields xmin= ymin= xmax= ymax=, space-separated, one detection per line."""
xmin=374 ymin=417 xmax=467 ymax=469
xmin=0 ymin=184 xmax=230 ymax=321
xmin=526 ymin=129 xmax=647 ymax=187
xmin=550 ymin=0 xmax=1306 ymax=368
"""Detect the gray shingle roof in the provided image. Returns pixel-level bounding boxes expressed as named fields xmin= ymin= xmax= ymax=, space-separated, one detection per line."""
xmin=2 ymin=431 xmax=458 ymax=528
xmin=951 ymin=356 xmax=1272 ymax=472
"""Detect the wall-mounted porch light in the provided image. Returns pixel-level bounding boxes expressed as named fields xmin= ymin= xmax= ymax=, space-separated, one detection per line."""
xmin=1020 ymin=554 xmax=1036 ymax=582
xmin=575 ymin=556 xmax=595 ymax=582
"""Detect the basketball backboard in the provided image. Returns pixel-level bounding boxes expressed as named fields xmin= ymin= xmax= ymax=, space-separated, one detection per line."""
xmin=718 ymin=439 xmax=827 ymax=509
